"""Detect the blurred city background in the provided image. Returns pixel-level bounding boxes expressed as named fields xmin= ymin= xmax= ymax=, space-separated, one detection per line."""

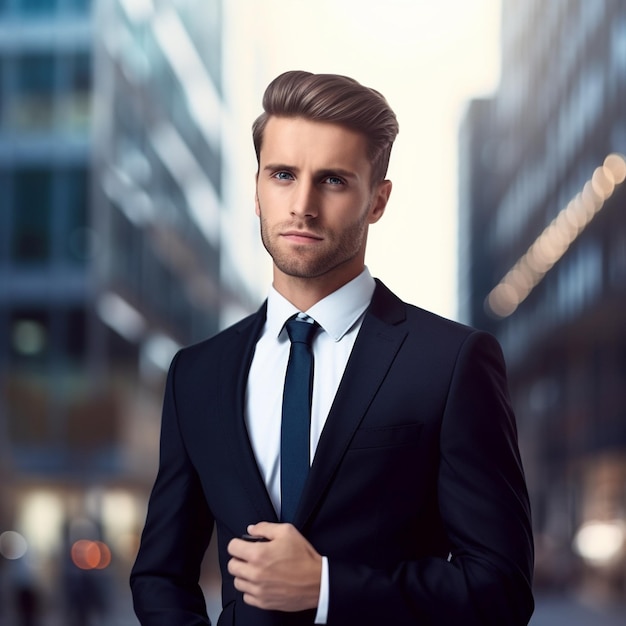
xmin=0 ymin=0 xmax=625 ymax=624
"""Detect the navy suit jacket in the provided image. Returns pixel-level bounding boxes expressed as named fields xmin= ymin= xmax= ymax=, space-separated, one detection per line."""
xmin=130 ymin=280 xmax=534 ymax=625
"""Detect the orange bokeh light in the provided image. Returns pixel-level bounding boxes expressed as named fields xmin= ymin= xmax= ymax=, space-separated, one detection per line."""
xmin=71 ymin=540 xmax=112 ymax=570
xmin=486 ymin=153 xmax=626 ymax=318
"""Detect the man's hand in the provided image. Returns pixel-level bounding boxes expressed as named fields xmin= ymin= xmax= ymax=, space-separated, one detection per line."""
xmin=227 ymin=522 xmax=322 ymax=612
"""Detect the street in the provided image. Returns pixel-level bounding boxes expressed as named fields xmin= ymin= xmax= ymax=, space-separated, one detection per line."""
xmin=530 ymin=593 xmax=626 ymax=626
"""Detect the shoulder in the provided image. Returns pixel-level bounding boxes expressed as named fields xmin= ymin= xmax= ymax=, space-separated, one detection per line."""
xmin=371 ymin=278 xmax=501 ymax=355
xmin=171 ymin=305 xmax=265 ymax=373
xmin=371 ymin=278 xmax=474 ymax=337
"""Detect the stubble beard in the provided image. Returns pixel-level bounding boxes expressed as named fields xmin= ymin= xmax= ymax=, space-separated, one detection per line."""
xmin=258 ymin=204 xmax=370 ymax=280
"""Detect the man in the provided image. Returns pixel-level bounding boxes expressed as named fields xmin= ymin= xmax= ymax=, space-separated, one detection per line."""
xmin=131 ymin=70 xmax=534 ymax=625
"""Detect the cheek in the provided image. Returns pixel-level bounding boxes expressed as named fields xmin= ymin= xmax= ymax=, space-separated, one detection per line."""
xmin=256 ymin=186 xmax=281 ymax=215
xmin=337 ymin=198 xmax=373 ymax=229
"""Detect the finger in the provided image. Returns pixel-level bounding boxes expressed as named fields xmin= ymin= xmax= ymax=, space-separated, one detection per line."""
xmin=247 ymin=521 xmax=286 ymax=540
xmin=227 ymin=557 xmax=236 ymax=575
xmin=230 ymin=569 xmax=264 ymax=606
xmin=234 ymin=577 xmax=264 ymax=608
xmin=232 ymin=574 xmax=252 ymax=593
xmin=227 ymin=538 xmax=242 ymax=558
xmin=242 ymin=592 xmax=263 ymax=609
xmin=227 ymin=537 xmax=257 ymax=559
xmin=227 ymin=556 xmax=250 ymax=579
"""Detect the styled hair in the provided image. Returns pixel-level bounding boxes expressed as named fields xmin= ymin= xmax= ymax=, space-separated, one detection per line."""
xmin=252 ymin=70 xmax=399 ymax=185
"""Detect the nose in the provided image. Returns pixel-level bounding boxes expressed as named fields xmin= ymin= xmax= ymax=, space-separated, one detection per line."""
xmin=291 ymin=181 xmax=318 ymax=218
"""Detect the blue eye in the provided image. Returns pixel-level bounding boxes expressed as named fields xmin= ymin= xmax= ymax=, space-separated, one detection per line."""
xmin=325 ymin=176 xmax=344 ymax=185
xmin=274 ymin=171 xmax=293 ymax=181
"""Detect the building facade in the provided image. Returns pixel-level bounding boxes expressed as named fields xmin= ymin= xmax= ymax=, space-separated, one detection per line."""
xmin=459 ymin=0 xmax=626 ymax=599
xmin=0 ymin=0 xmax=258 ymax=619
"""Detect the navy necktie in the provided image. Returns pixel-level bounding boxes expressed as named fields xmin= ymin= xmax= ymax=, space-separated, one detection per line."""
xmin=280 ymin=315 xmax=318 ymax=523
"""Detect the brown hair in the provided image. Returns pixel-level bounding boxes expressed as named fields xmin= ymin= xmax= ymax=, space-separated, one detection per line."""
xmin=252 ymin=70 xmax=399 ymax=185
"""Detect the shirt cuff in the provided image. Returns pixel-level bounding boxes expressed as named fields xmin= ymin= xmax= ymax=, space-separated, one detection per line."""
xmin=314 ymin=556 xmax=329 ymax=624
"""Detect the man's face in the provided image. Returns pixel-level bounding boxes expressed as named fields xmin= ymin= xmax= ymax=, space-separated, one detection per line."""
xmin=255 ymin=116 xmax=391 ymax=291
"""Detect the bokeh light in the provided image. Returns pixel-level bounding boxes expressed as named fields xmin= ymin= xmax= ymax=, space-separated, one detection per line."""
xmin=485 ymin=153 xmax=626 ymax=318
xmin=573 ymin=520 xmax=625 ymax=565
xmin=0 ymin=530 xmax=28 ymax=560
xmin=11 ymin=320 xmax=47 ymax=356
xmin=71 ymin=539 xmax=112 ymax=570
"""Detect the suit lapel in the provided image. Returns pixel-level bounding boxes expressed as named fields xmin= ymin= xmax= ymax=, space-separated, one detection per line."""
xmin=296 ymin=281 xmax=408 ymax=526
xmin=217 ymin=302 xmax=279 ymax=522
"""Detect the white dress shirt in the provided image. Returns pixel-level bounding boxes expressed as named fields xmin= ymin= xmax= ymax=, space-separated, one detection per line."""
xmin=245 ymin=267 xmax=376 ymax=623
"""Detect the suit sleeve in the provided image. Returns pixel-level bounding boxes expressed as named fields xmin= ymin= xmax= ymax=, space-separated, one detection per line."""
xmin=130 ymin=352 xmax=214 ymax=626
xmin=328 ymin=331 xmax=534 ymax=626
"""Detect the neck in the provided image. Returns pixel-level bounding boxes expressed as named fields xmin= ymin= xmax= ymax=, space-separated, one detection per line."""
xmin=272 ymin=266 xmax=364 ymax=311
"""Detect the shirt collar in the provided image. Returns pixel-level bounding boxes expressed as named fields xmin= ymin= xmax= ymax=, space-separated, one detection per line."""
xmin=266 ymin=267 xmax=376 ymax=342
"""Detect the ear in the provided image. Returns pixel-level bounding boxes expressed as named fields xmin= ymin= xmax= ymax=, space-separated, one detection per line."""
xmin=254 ymin=172 xmax=260 ymax=217
xmin=368 ymin=179 xmax=392 ymax=224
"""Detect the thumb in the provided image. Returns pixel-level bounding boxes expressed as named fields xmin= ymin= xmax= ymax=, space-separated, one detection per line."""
xmin=247 ymin=521 xmax=283 ymax=540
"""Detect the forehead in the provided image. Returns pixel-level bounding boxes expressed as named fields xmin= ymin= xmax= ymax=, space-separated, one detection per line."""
xmin=260 ymin=116 xmax=370 ymax=172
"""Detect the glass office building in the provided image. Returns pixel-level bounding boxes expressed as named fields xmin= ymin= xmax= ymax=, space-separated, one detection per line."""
xmin=0 ymin=1 xmax=95 ymax=481
xmin=459 ymin=0 xmax=626 ymax=599
xmin=0 ymin=0 xmax=256 ymax=618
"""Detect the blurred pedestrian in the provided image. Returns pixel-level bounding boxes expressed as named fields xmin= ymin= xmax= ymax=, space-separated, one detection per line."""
xmin=10 ymin=555 xmax=40 ymax=626
xmin=15 ymin=583 xmax=39 ymax=626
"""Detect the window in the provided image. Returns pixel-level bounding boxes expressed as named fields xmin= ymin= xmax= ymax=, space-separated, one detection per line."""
xmin=0 ymin=169 xmax=10 ymax=261
xmin=63 ymin=167 xmax=90 ymax=264
xmin=12 ymin=168 xmax=53 ymax=263
xmin=66 ymin=308 xmax=87 ymax=359
xmin=65 ymin=0 xmax=91 ymax=13
xmin=15 ymin=53 xmax=56 ymax=131
xmin=58 ymin=52 xmax=91 ymax=132
xmin=6 ymin=309 xmax=51 ymax=446
xmin=0 ymin=57 xmax=8 ymax=130
xmin=15 ymin=0 xmax=58 ymax=15
xmin=613 ymin=13 xmax=626 ymax=75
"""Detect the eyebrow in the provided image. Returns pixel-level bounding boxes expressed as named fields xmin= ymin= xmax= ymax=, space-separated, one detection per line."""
xmin=262 ymin=163 xmax=359 ymax=181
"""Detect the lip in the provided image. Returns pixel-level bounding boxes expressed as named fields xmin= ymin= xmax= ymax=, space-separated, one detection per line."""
xmin=281 ymin=230 xmax=323 ymax=243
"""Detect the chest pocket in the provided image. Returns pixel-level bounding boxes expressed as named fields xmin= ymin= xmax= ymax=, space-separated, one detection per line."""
xmin=349 ymin=423 xmax=423 ymax=449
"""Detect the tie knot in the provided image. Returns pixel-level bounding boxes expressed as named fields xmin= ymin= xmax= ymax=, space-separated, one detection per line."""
xmin=285 ymin=316 xmax=318 ymax=346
